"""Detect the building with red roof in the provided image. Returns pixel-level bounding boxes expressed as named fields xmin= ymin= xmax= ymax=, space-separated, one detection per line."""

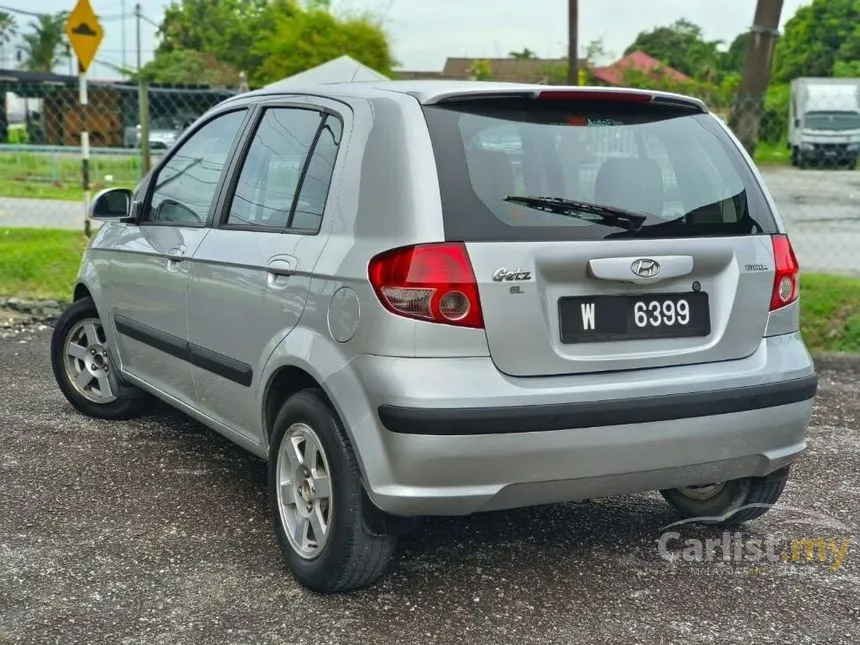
xmin=591 ymin=50 xmax=691 ymax=86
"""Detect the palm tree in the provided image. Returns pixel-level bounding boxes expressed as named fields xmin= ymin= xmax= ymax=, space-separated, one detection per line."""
xmin=509 ymin=48 xmax=537 ymax=60
xmin=18 ymin=12 xmax=69 ymax=72
xmin=0 ymin=11 xmax=17 ymax=68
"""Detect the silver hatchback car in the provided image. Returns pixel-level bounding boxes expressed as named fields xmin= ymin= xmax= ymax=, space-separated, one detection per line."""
xmin=51 ymin=81 xmax=817 ymax=592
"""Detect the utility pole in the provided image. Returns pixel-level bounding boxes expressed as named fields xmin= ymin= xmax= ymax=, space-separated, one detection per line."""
xmin=731 ymin=0 xmax=784 ymax=155
xmin=79 ymin=59 xmax=90 ymax=237
xmin=135 ymin=2 xmax=141 ymax=84
xmin=135 ymin=2 xmax=151 ymax=173
xmin=567 ymin=0 xmax=579 ymax=85
xmin=121 ymin=0 xmax=127 ymax=72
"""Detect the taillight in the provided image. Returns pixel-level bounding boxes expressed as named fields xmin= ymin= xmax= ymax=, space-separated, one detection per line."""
xmin=368 ymin=243 xmax=484 ymax=329
xmin=770 ymin=234 xmax=800 ymax=311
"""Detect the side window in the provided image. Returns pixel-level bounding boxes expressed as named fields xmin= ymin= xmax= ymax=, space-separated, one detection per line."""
xmin=290 ymin=116 xmax=342 ymax=231
xmin=146 ymin=110 xmax=245 ymax=226
xmin=226 ymin=107 xmax=340 ymax=232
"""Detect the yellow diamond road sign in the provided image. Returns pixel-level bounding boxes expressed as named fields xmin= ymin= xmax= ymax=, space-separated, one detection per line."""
xmin=65 ymin=0 xmax=104 ymax=73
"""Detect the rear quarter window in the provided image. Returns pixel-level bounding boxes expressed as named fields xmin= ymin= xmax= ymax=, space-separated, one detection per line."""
xmin=422 ymin=97 xmax=778 ymax=242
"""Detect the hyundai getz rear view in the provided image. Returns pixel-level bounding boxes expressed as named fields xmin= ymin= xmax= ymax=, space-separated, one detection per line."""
xmin=53 ymin=82 xmax=817 ymax=593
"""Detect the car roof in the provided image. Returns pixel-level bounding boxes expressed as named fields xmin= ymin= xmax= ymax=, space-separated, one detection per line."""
xmin=223 ymin=80 xmax=708 ymax=112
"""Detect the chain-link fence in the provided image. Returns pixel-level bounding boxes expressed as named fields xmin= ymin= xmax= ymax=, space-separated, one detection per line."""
xmin=0 ymin=75 xmax=235 ymax=203
xmin=1 ymin=75 xmax=858 ymax=301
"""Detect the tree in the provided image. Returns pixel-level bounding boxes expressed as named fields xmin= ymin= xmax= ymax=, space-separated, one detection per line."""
xmin=251 ymin=8 xmax=395 ymax=85
xmin=834 ymin=23 xmax=860 ymax=74
xmin=721 ymin=32 xmax=749 ymax=76
xmin=834 ymin=59 xmax=860 ymax=77
xmin=157 ymin=0 xmax=292 ymax=75
xmin=18 ymin=12 xmax=68 ymax=72
xmin=509 ymin=48 xmax=537 ymax=60
xmin=583 ymin=38 xmax=613 ymax=67
xmin=617 ymin=64 xmax=738 ymax=112
xmin=0 ymin=11 xmax=17 ymax=67
xmin=537 ymin=61 xmax=590 ymax=86
xmin=624 ymin=19 xmax=722 ymax=80
xmin=153 ymin=1 xmax=394 ymax=87
xmin=470 ymin=59 xmax=493 ymax=80
xmin=773 ymin=0 xmax=860 ymax=82
xmin=533 ymin=39 xmax=609 ymax=86
xmin=138 ymin=50 xmax=241 ymax=86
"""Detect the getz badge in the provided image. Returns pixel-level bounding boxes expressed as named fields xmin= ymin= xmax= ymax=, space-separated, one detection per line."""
xmin=492 ymin=268 xmax=532 ymax=283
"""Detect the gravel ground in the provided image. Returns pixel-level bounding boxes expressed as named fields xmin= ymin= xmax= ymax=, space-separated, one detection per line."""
xmin=1 ymin=324 xmax=858 ymax=645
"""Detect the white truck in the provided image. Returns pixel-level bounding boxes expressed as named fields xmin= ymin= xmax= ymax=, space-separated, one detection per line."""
xmin=789 ymin=77 xmax=860 ymax=169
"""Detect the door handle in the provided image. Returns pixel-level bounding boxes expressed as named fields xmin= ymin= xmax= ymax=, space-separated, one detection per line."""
xmin=266 ymin=257 xmax=297 ymax=288
xmin=165 ymin=245 xmax=186 ymax=271
xmin=266 ymin=258 xmax=297 ymax=277
xmin=166 ymin=245 xmax=186 ymax=260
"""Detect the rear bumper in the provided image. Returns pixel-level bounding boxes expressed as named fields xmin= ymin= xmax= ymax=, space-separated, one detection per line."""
xmin=325 ymin=333 xmax=816 ymax=516
xmin=378 ymin=376 xmax=816 ymax=435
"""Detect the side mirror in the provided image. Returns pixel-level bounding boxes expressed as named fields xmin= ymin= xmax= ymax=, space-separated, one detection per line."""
xmin=92 ymin=187 xmax=133 ymax=220
xmin=794 ymin=119 xmax=800 ymax=128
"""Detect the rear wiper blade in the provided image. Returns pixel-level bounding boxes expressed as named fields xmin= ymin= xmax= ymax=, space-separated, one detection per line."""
xmin=503 ymin=195 xmax=648 ymax=230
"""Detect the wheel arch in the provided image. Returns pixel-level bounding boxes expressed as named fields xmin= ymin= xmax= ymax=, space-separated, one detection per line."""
xmin=262 ymin=364 xmax=325 ymax=445
xmin=73 ymin=282 xmax=92 ymax=302
xmin=260 ymin=341 xmax=414 ymax=536
xmin=258 ymin=328 xmax=372 ymax=482
xmin=72 ymin=257 xmax=107 ymax=311
xmin=71 ymin=279 xmax=108 ymax=332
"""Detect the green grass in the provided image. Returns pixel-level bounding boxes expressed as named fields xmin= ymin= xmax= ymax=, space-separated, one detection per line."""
xmin=0 ymin=228 xmax=88 ymax=300
xmin=0 ymin=151 xmax=141 ymax=201
xmin=799 ymin=273 xmax=860 ymax=353
xmin=754 ymin=140 xmax=792 ymax=166
xmin=0 ymin=227 xmax=857 ymax=353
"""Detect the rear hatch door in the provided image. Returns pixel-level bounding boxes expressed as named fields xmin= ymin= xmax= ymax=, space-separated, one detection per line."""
xmin=422 ymin=90 xmax=781 ymax=377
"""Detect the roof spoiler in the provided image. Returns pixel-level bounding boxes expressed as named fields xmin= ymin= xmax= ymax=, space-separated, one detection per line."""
xmin=420 ymin=87 xmax=707 ymax=112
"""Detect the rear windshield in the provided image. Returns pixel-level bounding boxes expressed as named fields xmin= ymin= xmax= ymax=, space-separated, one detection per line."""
xmin=422 ymin=97 xmax=779 ymax=242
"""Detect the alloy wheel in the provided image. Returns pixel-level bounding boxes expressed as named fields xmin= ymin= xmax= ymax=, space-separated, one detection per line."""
xmin=63 ymin=318 xmax=117 ymax=404
xmin=275 ymin=422 xmax=333 ymax=559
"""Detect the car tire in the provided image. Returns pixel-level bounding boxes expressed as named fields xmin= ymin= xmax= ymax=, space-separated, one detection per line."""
xmin=268 ymin=389 xmax=396 ymax=593
xmin=660 ymin=466 xmax=791 ymax=525
xmin=50 ymin=297 xmax=154 ymax=420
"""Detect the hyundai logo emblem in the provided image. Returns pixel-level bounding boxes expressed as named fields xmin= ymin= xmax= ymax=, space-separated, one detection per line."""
xmin=631 ymin=258 xmax=660 ymax=278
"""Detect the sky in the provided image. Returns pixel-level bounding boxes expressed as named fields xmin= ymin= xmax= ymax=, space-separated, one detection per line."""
xmin=1 ymin=0 xmax=812 ymax=80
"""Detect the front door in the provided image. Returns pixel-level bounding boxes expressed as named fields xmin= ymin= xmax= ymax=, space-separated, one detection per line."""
xmin=107 ymin=108 xmax=249 ymax=403
xmin=186 ymin=104 xmax=344 ymax=440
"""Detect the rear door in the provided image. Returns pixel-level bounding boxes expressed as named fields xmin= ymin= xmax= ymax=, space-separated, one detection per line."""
xmin=422 ymin=93 xmax=781 ymax=377
xmin=186 ymin=101 xmax=344 ymax=439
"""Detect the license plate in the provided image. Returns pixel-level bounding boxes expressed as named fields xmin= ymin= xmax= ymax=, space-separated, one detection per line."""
xmin=559 ymin=292 xmax=710 ymax=343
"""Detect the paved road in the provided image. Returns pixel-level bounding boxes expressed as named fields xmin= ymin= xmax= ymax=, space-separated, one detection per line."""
xmin=762 ymin=168 xmax=860 ymax=276
xmin=0 ymin=197 xmax=85 ymax=229
xmin=1 ymin=168 xmax=859 ymax=276
xmin=1 ymin=324 xmax=858 ymax=644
